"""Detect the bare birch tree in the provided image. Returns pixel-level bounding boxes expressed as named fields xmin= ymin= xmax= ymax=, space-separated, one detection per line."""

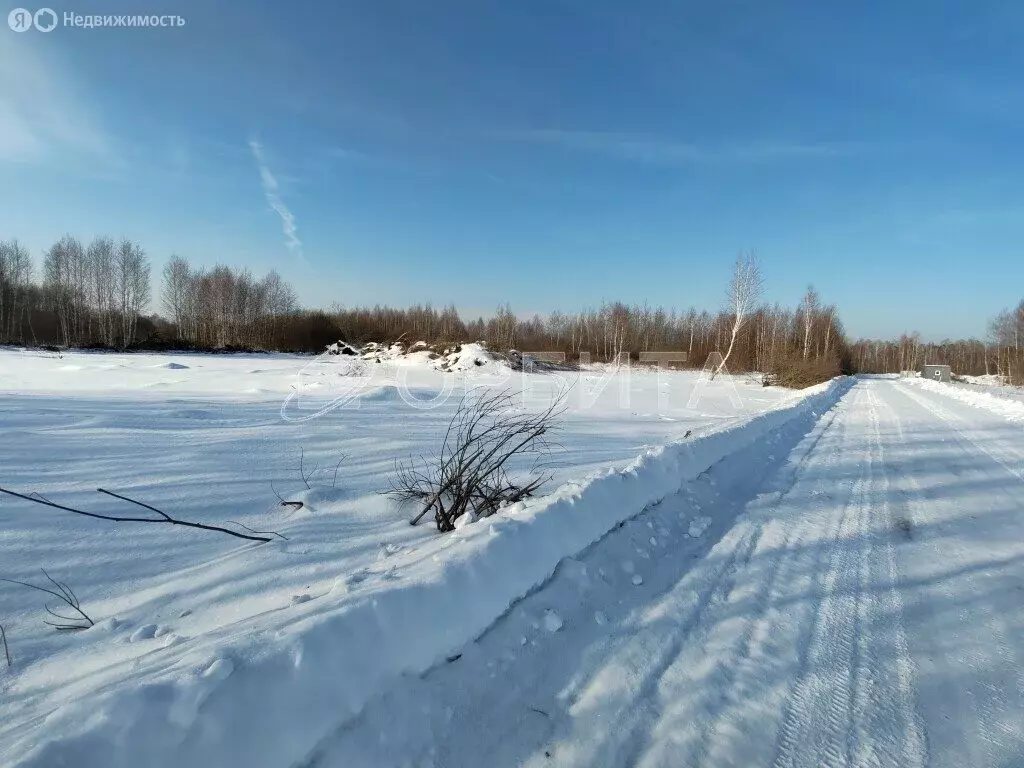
xmin=0 ymin=239 xmax=33 ymax=341
xmin=160 ymin=255 xmax=190 ymax=337
xmin=42 ymin=235 xmax=86 ymax=346
xmin=87 ymin=237 xmax=117 ymax=346
xmin=713 ymin=252 xmax=763 ymax=379
xmin=115 ymin=238 xmax=150 ymax=347
xmin=800 ymin=285 xmax=820 ymax=361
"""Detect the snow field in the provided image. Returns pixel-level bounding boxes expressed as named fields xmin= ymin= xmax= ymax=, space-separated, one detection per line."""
xmin=0 ymin=347 xmax=840 ymax=767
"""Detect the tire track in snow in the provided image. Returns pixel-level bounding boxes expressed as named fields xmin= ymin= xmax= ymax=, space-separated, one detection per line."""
xmin=840 ymin=387 xmax=919 ymax=766
xmin=632 ymin=396 xmax=851 ymax=768
xmin=552 ymin=507 xmax=772 ymax=768
xmin=895 ymin=381 xmax=1024 ymax=485
xmin=845 ymin=388 xmax=926 ymax=768
xmin=882 ymin=381 xmax=1024 ymax=768
xmin=770 ymin=384 xmax=880 ymax=768
xmin=549 ymin=396 xmax=851 ymax=768
xmin=867 ymin=388 xmax=928 ymax=768
xmin=767 ymin=384 xmax=927 ymax=768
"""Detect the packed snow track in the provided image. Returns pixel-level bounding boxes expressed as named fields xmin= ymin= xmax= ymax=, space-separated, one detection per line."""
xmin=309 ymin=377 xmax=1024 ymax=768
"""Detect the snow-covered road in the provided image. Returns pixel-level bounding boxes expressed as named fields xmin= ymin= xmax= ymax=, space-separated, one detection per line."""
xmin=310 ymin=377 xmax=1024 ymax=768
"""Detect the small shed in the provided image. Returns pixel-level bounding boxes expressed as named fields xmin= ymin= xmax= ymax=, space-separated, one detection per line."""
xmin=921 ymin=364 xmax=951 ymax=383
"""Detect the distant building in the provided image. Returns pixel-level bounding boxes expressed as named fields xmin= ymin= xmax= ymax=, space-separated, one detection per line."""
xmin=921 ymin=364 xmax=951 ymax=383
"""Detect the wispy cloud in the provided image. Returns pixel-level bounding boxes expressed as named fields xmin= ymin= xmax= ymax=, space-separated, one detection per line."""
xmin=249 ymin=139 xmax=303 ymax=259
xmin=511 ymin=129 xmax=857 ymax=166
xmin=0 ymin=37 xmax=114 ymax=166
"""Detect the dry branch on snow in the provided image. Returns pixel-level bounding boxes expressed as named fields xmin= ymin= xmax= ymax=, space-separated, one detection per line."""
xmin=0 ymin=486 xmax=279 ymax=543
xmin=0 ymin=570 xmax=94 ymax=631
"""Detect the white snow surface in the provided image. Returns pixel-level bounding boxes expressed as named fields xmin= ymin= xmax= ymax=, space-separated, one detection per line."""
xmin=953 ymin=374 xmax=1024 ymax=406
xmin=959 ymin=373 xmax=1004 ymax=386
xmin=902 ymin=375 xmax=1024 ymax=423
xmin=312 ymin=376 xmax=1024 ymax=768
xmin=0 ymin=347 xmax=807 ymax=767
xmin=8 ymin=350 xmax=1024 ymax=767
xmin=335 ymin=340 xmax=504 ymax=373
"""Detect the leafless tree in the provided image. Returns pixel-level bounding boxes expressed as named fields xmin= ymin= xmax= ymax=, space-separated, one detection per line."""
xmin=160 ymin=257 xmax=299 ymax=349
xmin=116 ymin=239 xmax=150 ymax=347
xmin=42 ymin=235 xmax=84 ymax=346
xmin=488 ymin=303 xmax=518 ymax=351
xmin=987 ymin=301 xmax=1024 ymax=384
xmin=799 ymin=285 xmax=820 ymax=361
xmin=0 ymin=624 xmax=10 ymax=667
xmin=391 ymin=388 xmax=566 ymax=532
xmin=0 ymin=239 xmax=33 ymax=341
xmin=713 ymin=252 xmax=763 ymax=379
xmin=20 ymin=234 xmax=152 ymax=348
xmin=87 ymin=236 xmax=117 ymax=346
xmin=161 ymin=255 xmax=191 ymax=336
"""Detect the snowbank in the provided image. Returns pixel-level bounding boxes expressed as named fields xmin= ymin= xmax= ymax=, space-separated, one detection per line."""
xmin=901 ymin=377 xmax=1024 ymax=424
xmin=6 ymin=376 xmax=850 ymax=768
xmin=959 ymin=373 xmax=1007 ymax=387
xmin=434 ymin=342 xmax=501 ymax=372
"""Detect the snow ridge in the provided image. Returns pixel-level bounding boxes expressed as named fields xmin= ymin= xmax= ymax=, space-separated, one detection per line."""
xmin=900 ymin=377 xmax=1024 ymax=424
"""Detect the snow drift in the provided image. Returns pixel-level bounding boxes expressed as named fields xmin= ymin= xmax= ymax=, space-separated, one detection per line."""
xmin=901 ymin=377 xmax=1024 ymax=424
xmin=338 ymin=340 xmax=505 ymax=373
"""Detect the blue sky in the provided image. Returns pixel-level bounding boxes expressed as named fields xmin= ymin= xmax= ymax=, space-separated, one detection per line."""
xmin=2 ymin=1 xmax=1023 ymax=340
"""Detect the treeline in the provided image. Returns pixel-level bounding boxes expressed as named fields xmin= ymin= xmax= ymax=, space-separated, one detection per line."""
xmin=160 ymin=256 xmax=298 ymax=349
xmin=849 ymin=299 xmax=1024 ymax=384
xmin=849 ymin=336 xmax=988 ymax=375
xmin=7 ymin=234 xmax=1020 ymax=387
xmin=0 ymin=236 xmax=149 ymax=348
xmin=989 ymin=301 xmax=1024 ymax=384
xmin=0 ymin=240 xmax=34 ymax=342
xmin=333 ymin=285 xmax=850 ymax=384
xmin=160 ymin=257 xmax=358 ymax=352
xmin=0 ymin=239 xmax=337 ymax=352
xmin=2 ymin=237 xmax=847 ymax=383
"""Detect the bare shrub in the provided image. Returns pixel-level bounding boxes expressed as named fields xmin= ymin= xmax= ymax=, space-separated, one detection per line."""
xmin=766 ymin=353 xmax=840 ymax=389
xmin=271 ymin=450 xmax=345 ymax=511
xmin=391 ymin=388 xmax=566 ymax=532
xmin=299 ymin=447 xmax=318 ymax=490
